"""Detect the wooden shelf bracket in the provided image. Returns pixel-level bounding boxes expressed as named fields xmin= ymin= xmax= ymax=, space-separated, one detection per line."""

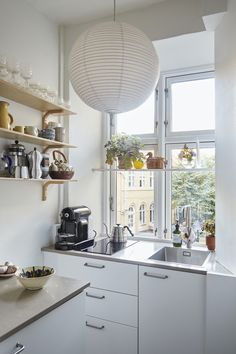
xmin=42 ymin=109 xmax=64 ymax=128
xmin=42 ymin=180 xmax=64 ymax=201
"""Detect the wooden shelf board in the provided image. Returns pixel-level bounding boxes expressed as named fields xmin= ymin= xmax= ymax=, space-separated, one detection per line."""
xmin=0 ymin=78 xmax=75 ymax=115
xmin=0 ymin=127 xmax=76 ymax=148
xmin=0 ymin=177 xmax=78 ymax=183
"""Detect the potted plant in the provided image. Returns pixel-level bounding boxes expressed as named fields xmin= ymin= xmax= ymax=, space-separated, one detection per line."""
xmin=178 ymin=144 xmax=196 ymax=169
xmin=203 ymin=220 xmax=215 ymax=251
xmin=105 ymin=133 xmax=144 ymax=169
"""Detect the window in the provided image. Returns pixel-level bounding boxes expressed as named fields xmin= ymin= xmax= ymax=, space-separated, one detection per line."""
xmin=139 ymin=172 xmax=145 ymax=188
xmin=128 ymin=171 xmax=135 ymax=188
xmin=116 ymin=91 xmax=156 ymax=135
xmin=166 ymin=72 xmax=215 ymax=136
xmin=149 ymin=172 xmax=153 ymax=188
xmin=108 ymin=68 xmax=215 ymax=242
xmin=150 ymin=203 xmax=154 ymax=223
xmin=165 ymin=144 xmax=215 ymax=243
xmin=128 ymin=206 xmax=135 ymax=230
xmin=139 ymin=204 xmax=146 ymax=225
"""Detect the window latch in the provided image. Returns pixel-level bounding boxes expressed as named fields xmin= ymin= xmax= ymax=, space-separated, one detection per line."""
xmin=109 ymin=196 xmax=114 ymax=212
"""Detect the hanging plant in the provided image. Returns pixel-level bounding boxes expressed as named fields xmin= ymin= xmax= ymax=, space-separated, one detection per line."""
xmin=178 ymin=144 xmax=196 ymax=168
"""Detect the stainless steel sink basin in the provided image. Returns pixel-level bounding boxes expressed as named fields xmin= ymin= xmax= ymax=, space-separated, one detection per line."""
xmin=149 ymin=247 xmax=210 ymax=266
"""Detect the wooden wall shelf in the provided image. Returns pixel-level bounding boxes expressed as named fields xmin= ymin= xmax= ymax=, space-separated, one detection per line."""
xmin=0 ymin=127 xmax=76 ymax=150
xmin=0 ymin=78 xmax=75 ymax=115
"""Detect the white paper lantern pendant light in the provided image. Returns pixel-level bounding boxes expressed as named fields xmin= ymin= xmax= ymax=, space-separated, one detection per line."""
xmin=69 ymin=0 xmax=160 ymax=114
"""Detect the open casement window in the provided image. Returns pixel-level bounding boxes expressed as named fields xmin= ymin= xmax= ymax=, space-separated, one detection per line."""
xmin=107 ymin=67 xmax=215 ymax=240
xmin=165 ymin=71 xmax=215 ymax=139
xmin=165 ymin=143 xmax=215 ymax=243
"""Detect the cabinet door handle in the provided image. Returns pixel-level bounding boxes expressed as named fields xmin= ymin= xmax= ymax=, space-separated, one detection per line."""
xmin=84 ymin=262 xmax=105 ymax=269
xmin=86 ymin=321 xmax=105 ymax=330
xmin=13 ymin=343 xmax=25 ymax=354
xmin=144 ymin=271 xmax=168 ymax=279
xmin=86 ymin=292 xmax=105 ymax=300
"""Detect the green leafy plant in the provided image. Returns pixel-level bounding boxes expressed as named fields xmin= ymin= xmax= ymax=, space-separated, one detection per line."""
xmin=203 ymin=220 xmax=215 ymax=236
xmin=105 ymin=133 xmax=144 ymax=169
xmin=178 ymin=144 xmax=196 ymax=162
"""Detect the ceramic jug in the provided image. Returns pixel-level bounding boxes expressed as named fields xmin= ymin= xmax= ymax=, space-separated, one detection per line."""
xmin=0 ymin=101 xmax=14 ymax=129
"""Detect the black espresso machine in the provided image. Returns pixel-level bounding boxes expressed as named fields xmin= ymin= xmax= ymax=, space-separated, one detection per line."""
xmin=55 ymin=206 xmax=93 ymax=251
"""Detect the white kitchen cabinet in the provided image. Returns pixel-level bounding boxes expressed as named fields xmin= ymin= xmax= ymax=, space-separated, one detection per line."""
xmin=43 ymin=251 xmax=138 ymax=354
xmin=85 ymin=316 xmax=137 ymax=354
xmin=0 ymin=293 xmax=85 ymax=354
xmin=139 ymin=266 xmax=205 ymax=354
xmin=206 ymin=273 xmax=236 ymax=354
xmin=44 ymin=252 xmax=138 ymax=295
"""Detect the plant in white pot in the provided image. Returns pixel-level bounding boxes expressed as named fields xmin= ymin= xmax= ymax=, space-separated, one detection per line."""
xmin=105 ymin=133 xmax=144 ymax=169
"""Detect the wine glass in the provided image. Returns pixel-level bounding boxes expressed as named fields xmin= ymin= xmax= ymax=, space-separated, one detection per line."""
xmin=20 ymin=63 xmax=33 ymax=88
xmin=0 ymin=55 xmax=8 ymax=80
xmin=7 ymin=58 xmax=20 ymax=84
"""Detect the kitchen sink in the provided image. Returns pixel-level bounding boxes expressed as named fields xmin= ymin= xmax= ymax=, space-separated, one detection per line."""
xmin=149 ymin=247 xmax=210 ymax=266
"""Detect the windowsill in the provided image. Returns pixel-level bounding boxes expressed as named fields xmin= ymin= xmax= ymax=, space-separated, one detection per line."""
xmin=127 ymin=235 xmax=207 ymax=248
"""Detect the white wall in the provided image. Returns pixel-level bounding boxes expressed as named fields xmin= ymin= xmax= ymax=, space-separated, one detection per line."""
xmin=215 ymin=0 xmax=236 ymax=273
xmin=0 ymin=0 xmax=59 ymax=267
xmin=154 ymin=31 xmax=214 ymax=72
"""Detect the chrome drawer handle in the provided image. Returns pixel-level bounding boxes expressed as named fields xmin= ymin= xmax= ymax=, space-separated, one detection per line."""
xmin=86 ymin=292 xmax=105 ymax=300
xmin=13 ymin=343 xmax=25 ymax=354
xmin=86 ymin=321 xmax=105 ymax=330
xmin=144 ymin=272 xmax=168 ymax=279
xmin=84 ymin=262 xmax=105 ymax=269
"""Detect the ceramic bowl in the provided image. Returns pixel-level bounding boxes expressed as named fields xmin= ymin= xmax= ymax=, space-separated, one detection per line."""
xmin=16 ymin=266 xmax=55 ymax=290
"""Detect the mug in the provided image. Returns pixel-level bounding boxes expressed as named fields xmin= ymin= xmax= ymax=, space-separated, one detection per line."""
xmin=47 ymin=121 xmax=61 ymax=129
xmin=24 ymin=126 xmax=39 ymax=136
xmin=13 ymin=125 xmax=25 ymax=133
xmin=55 ymin=127 xmax=65 ymax=142
xmin=38 ymin=128 xmax=55 ymax=140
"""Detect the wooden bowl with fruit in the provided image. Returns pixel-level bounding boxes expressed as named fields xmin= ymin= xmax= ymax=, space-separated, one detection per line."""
xmin=16 ymin=266 xmax=55 ymax=290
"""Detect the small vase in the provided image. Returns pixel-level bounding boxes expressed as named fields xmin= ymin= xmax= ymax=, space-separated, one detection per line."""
xmin=206 ymin=235 xmax=215 ymax=251
xmin=118 ymin=157 xmax=132 ymax=170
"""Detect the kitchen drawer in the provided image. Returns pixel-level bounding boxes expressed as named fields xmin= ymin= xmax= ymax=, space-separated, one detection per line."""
xmin=85 ymin=288 xmax=137 ymax=327
xmin=85 ymin=316 xmax=137 ymax=354
xmin=44 ymin=252 xmax=138 ymax=295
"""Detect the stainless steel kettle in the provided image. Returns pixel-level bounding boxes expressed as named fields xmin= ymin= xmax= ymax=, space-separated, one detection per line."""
xmin=104 ymin=223 xmax=134 ymax=243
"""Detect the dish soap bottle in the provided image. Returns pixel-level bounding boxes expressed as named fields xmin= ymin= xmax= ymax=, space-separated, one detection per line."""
xmin=172 ymin=221 xmax=182 ymax=247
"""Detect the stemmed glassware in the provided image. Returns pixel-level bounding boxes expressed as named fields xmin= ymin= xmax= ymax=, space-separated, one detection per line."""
xmin=0 ymin=55 xmax=8 ymax=80
xmin=7 ymin=58 xmax=20 ymax=84
xmin=20 ymin=63 xmax=33 ymax=88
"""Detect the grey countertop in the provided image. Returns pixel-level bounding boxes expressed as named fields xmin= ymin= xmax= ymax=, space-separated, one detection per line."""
xmin=0 ymin=275 xmax=89 ymax=342
xmin=42 ymin=239 xmax=232 ymax=276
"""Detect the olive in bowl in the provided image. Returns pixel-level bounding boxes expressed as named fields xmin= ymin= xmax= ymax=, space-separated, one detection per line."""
xmin=16 ymin=266 xmax=55 ymax=290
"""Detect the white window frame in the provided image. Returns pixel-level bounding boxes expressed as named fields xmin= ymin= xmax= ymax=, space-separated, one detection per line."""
xmin=165 ymin=141 xmax=215 ymax=239
xmin=139 ymin=204 xmax=146 ymax=225
xmin=104 ymin=65 xmax=215 ymax=240
xmin=128 ymin=206 xmax=135 ymax=229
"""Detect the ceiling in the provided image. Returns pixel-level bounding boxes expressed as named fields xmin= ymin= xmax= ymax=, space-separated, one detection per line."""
xmin=26 ymin=0 xmax=166 ymax=25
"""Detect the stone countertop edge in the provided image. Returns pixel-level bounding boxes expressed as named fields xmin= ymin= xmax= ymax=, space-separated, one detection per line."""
xmin=42 ymin=245 xmax=209 ymax=275
xmin=0 ymin=276 xmax=90 ymax=343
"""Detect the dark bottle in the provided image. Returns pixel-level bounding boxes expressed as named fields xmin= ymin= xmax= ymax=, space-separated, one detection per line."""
xmin=172 ymin=221 xmax=182 ymax=247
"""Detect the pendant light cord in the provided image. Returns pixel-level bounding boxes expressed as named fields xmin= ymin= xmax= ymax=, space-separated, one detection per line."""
xmin=113 ymin=0 xmax=116 ymax=22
